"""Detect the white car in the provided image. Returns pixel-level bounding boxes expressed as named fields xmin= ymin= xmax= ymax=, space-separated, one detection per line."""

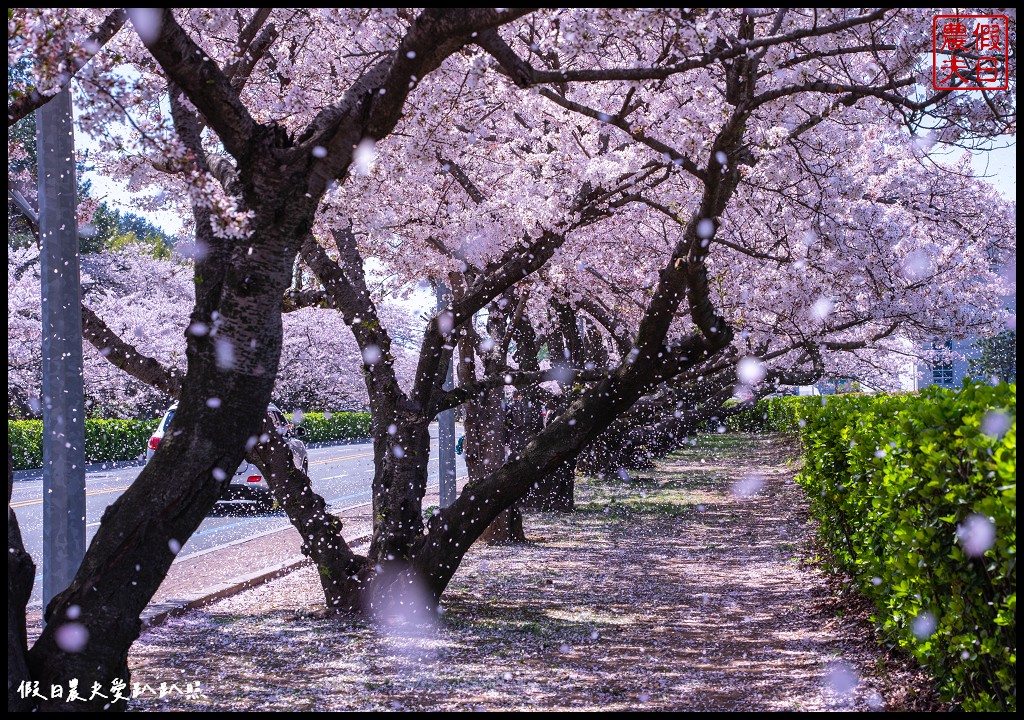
xmin=146 ymin=402 xmax=308 ymax=509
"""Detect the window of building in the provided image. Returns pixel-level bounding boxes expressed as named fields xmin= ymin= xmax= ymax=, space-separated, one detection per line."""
xmin=932 ymin=339 xmax=955 ymax=387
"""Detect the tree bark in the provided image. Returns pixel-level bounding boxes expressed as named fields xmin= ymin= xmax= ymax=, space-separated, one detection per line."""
xmin=8 ymin=449 xmax=35 ymax=712
xmin=249 ymin=416 xmax=370 ymax=611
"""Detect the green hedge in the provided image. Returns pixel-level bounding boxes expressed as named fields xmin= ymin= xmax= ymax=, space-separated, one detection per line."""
xmin=792 ymin=383 xmax=1016 ymax=711
xmin=8 ymin=412 xmax=371 ymax=471
xmin=289 ymin=411 xmax=371 ymax=444
xmin=8 ymin=418 xmax=159 ymax=471
xmin=8 ymin=420 xmax=44 ymax=470
xmin=725 ymin=395 xmax=814 ymax=433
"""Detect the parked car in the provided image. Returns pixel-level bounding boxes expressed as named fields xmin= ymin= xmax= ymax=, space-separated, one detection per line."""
xmin=146 ymin=402 xmax=308 ymax=509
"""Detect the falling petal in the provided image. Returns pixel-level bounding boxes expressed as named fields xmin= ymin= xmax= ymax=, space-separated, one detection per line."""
xmin=55 ymin=623 xmax=89 ymax=653
xmin=354 ymin=138 xmax=378 ymax=176
xmin=980 ymin=410 xmax=1010 ymax=439
xmin=810 ymin=296 xmax=834 ymax=321
xmin=363 ymin=345 xmax=382 ymax=365
xmin=128 ymin=8 xmax=163 ymax=44
xmin=737 ymin=356 xmax=766 ymax=385
xmin=824 ymin=661 xmax=858 ymax=696
xmin=214 ymin=337 xmax=235 ymax=370
xmin=911 ymin=611 xmax=937 ymax=640
xmin=956 ymin=514 xmax=995 ymax=557
xmin=731 ymin=473 xmax=764 ymax=498
xmin=696 ymin=218 xmax=715 ymax=240
xmin=901 ymin=250 xmax=931 ymax=281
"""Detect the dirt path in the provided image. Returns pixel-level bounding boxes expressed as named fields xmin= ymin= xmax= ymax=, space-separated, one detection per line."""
xmin=128 ymin=433 xmax=945 ymax=711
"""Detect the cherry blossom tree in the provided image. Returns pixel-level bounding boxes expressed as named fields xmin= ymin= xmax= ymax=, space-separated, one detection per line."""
xmin=7 ymin=8 xmax=1014 ymax=712
xmin=7 ymin=243 xmax=395 ymax=418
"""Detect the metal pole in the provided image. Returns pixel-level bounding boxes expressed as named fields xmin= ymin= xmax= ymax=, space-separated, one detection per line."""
xmin=437 ymin=282 xmax=457 ymax=508
xmin=38 ymin=86 xmax=86 ymax=609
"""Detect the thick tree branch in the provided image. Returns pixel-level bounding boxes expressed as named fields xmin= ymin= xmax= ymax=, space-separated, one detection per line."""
xmin=133 ymin=8 xmax=258 ymax=165
xmin=823 ymin=322 xmax=900 ymax=351
xmin=81 ymin=304 xmax=183 ymax=399
xmin=536 ymin=87 xmax=704 ymax=181
xmin=439 ymin=155 xmax=489 ymax=205
xmin=300 ymin=8 xmax=535 ymax=197
xmin=575 ymin=296 xmax=633 ymax=356
xmin=8 ymin=9 xmax=128 ymax=126
xmin=248 ymin=415 xmax=368 ymax=611
xmin=752 ymin=76 xmax=919 ymax=109
xmin=8 ymin=186 xmax=40 ymax=239
xmin=282 ymin=287 xmax=328 ymax=313
xmin=298 ymin=233 xmax=410 ymax=416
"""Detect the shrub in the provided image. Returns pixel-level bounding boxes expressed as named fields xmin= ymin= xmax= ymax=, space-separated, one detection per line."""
xmin=793 ymin=382 xmax=1016 ymax=711
xmin=8 ymin=419 xmax=43 ymax=470
xmin=8 ymin=418 xmax=159 ymax=470
xmin=288 ymin=411 xmax=371 ymax=444
xmin=725 ymin=394 xmax=815 ymax=433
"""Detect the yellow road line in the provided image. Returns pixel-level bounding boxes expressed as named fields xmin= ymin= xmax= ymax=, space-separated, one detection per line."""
xmin=310 ymin=450 xmax=375 ymax=466
xmin=11 ymin=484 xmax=132 ymax=508
xmin=11 ymin=451 xmax=377 ymax=508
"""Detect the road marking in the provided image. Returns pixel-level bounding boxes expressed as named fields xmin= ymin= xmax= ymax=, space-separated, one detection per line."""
xmin=10 ymin=484 xmax=133 ymax=508
xmin=310 ymin=450 xmax=374 ymax=466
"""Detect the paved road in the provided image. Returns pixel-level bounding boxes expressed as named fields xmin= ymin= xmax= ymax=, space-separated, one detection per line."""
xmin=11 ymin=429 xmax=465 ymax=607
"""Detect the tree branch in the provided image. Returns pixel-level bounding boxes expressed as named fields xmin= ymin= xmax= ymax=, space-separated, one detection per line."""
xmin=132 ymin=8 xmax=257 ymax=165
xmin=8 ymin=9 xmax=128 ymax=126
xmin=299 ymin=8 xmax=536 ymax=197
xmin=435 ymin=366 xmax=608 ymax=414
xmin=81 ymin=304 xmax=183 ymax=399
xmin=536 ymin=88 xmax=704 ymax=181
xmin=479 ymin=9 xmax=891 ymax=86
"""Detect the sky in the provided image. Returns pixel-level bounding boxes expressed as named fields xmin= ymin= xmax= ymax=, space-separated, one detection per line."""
xmin=971 ymin=142 xmax=1016 ymax=198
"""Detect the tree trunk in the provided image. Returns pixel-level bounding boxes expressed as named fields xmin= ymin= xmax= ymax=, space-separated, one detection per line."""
xmin=27 ymin=191 xmax=303 ymax=709
xmin=368 ymin=418 xmax=431 ymax=566
xmin=463 ymin=385 xmax=526 ymax=544
xmin=522 ymin=457 xmax=575 ymax=512
xmin=479 ymin=505 xmax=526 ymax=544
xmin=249 ymin=416 xmax=369 ymax=612
xmin=8 ymin=449 xmax=35 ymax=712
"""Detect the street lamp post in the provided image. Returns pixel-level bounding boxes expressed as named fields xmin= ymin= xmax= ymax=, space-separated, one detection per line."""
xmin=37 ymin=86 xmax=87 ymax=610
xmin=436 ymin=282 xmax=457 ymax=508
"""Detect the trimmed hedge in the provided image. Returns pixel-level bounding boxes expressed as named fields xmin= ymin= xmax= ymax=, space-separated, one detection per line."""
xmin=725 ymin=394 xmax=813 ymax=433
xmin=790 ymin=383 xmax=1016 ymax=712
xmin=8 ymin=411 xmax=371 ymax=471
xmin=8 ymin=418 xmax=159 ymax=471
xmin=8 ymin=420 xmax=44 ymax=470
xmin=289 ymin=411 xmax=371 ymax=444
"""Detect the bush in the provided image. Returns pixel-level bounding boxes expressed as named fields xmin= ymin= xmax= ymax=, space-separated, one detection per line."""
xmin=792 ymin=382 xmax=1016 ymax=711
xmin=288 ymin=411 xmax=371 ymax=444
xmin=8 ymin=419 xmax=43 ymax=470
xmin=8 ymin=418 xmax=159 ymax=470
xmin=725 ymin=394 xmax=815 ymax=433
xmin=84 ymin=419 xmax=160 ymax=465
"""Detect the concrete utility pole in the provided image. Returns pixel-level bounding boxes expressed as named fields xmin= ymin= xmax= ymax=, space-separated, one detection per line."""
xmin=37 ymin=86 xmax=87 ymax=609
xmin=436 ymin=282 xmax=457 ymax=508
